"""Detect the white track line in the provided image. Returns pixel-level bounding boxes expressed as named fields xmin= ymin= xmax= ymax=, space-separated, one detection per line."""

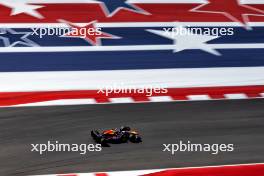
xmin=12 ymin=99 xmax=97 ymax=107
xmin=187 ymin=95 xmax=211 ymax=100
xmin=224 ymin=93 xmax=248 ymax=99
xmin=109 ymin=97 xmax=134 ymax=103
xmin=0 ymin=67 xmax=263 ymax=92
xmin=148 ymin=96 xmax=173 ymax=102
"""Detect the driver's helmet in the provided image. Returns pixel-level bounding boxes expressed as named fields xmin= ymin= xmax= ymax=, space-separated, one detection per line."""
xmin=120 ymin=126 xmax=131 ymax=131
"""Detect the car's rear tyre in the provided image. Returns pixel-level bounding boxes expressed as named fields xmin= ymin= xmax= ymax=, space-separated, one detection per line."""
xmin=120 ymin=134 xmax=129 ymax=143
xmin=120 ymin=126 xmax=131 ymax=131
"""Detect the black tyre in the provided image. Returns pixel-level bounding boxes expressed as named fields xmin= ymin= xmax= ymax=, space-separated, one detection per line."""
xmin=120 ymin=134 xmax=129 ymax=143
xmin=100 ymin=138 xmax=110 ymax=147
xmin=120 ymin=126 xmax=131 ymax=131
xmin=91 ymin=130 xmax=102 ymax=143
xmin=91 ymin=130 xmax=96 ymax=138
xmin=130 ymin=135 xmax=142 ymax=143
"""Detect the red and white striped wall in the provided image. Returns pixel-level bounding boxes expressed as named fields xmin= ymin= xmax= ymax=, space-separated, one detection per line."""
xmin=32 ymin=163 xmax=264 ymax=176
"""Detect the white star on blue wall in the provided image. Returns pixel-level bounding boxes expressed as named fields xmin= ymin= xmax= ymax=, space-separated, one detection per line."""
xmin=0 ymin=29 xmax=39 ymax=47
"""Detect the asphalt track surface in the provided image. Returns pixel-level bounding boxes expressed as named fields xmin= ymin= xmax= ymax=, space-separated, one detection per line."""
xmin=0 ymin=99 xmax=264 ymax=176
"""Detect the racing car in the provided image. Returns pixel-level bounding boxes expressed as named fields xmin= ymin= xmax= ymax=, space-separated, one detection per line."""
xmin=91 ymin=126 xmax=142 ymax=147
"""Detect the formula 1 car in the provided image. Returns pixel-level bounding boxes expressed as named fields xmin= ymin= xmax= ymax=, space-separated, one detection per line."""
xmin=91 ymin=126 xmax=142 ymax=147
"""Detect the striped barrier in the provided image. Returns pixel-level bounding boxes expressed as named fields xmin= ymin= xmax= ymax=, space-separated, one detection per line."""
xmin=31 ymin=163 xmax=264 ymax=176
xmin=0 ymin=85 xmax=264 ymax=107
